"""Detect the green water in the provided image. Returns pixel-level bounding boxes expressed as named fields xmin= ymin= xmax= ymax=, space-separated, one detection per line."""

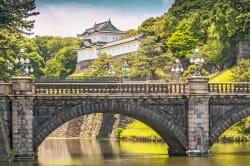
xmin=2 ymin=139 xmax=250 ymax=166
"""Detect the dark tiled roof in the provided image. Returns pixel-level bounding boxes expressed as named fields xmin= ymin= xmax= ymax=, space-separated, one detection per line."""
xmin=77 ymin=19 xmax=125 ymax=37
xmin=77 ymin=39 xmax=107 ymax=49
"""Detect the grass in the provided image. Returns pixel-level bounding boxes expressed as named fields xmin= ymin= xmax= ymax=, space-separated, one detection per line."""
xmin=120 ymin=120 xmax=162 ymax=141
xmin=209 ymin=69 xmax=233 ymax=82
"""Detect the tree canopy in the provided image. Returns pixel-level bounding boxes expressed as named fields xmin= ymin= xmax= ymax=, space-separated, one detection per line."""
xmin=0 ymin=0 xmax=39 ymax=80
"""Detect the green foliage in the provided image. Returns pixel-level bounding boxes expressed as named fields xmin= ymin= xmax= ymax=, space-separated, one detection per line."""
xmin=0 ymin=0 xmax=39 ymax=80
xmin=231 ymin=59 xmax=250 ymax=82
xmin=0 ymin=0 xmax=39 ymax=35
xmin=9 ymin=148 xmax=17 ymax=159
xmin=138 ymin=17 xmax=158 ymax=36
xmin=135 ymin=36 xmax=173 ymax=80
xmin=181 ymin=64 xmax=209 ymax=81
xmin=220 ymin=118 xmax=250 ymax=142
xmin=32 ymin=36 xmax=80 ymax=78
xmin=122 ymin=29 xmax=138 ymax=39
xmin=167 ymin=30 xmax=199 ymax=59
xmin=33 ymin=36 xmax=81 ymax=65
xmin=33 ymin=36 xmax=55 ymax=63
xmin=116 ymin=128 xmax=124 ymax=139
xmin=91 ymin=53 xmax=113 ymax=76
xmin=157 ymin=0 xmax=250 ymax=71
xmin=120 ymin=120 xmax=162 ymax=141
xmin=17 ymin=38 xmax=44 ymax=78
xmin=43 ymin=46 xmax=77 ymax=78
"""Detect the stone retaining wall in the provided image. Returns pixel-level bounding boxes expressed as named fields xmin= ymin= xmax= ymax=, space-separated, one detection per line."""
xmin=49 ymin=114 xmax=134 ymax=138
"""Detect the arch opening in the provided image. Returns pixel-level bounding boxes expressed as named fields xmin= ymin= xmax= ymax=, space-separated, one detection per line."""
xmin=34 ymin=100 xmax=187 ymax=156
xmin=210 ymin=107 xmax=250 ymax=146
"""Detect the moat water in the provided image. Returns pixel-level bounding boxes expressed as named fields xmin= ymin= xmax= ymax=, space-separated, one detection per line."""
xmin=2 ymin=139 xmax=250 ymax=166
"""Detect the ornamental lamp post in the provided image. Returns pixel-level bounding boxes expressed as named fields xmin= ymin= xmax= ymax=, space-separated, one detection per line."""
xmin=7 ymin=60 xmax=13 ymax=71
xmin=108 ymin=64 xmax=115 ymax=76
xmin=189 ymin=48 xmax=204 ymax=76
xmin=122 ymin=60 xmax=129 ymax=81
xmin=171 ymin=58 xmax=184 ymax=83
xmin=7 ymin=60 xmax=13 ymax=80
xmin=15 ymin=48 xmax=34 ymax=76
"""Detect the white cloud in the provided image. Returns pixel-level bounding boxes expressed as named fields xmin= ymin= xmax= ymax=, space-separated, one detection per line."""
xmin=33 ymin=4 xmax=163 ymax=37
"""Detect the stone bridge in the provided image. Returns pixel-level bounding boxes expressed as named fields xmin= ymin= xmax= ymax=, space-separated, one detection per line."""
xmin=1 ymin=76 xmax=250 ymax=159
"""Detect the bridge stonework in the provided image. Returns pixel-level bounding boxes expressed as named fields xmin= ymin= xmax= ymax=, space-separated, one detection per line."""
xmin=11 ymin=77 xmax=34 ymax=157
xmin=2 ymin=76 xmax=250 ymax=159
xmin=209 ymin=96 xmax=250 ymax=145
xmin=187 ymin=77 xmax=210 ymax=155
xmin=33 ymin=96 xmax=188 ymax=156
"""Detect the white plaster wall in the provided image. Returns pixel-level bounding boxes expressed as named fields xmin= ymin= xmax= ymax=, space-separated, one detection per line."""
xmin=77 ymin=47 xmax=98 ymax=62
xmin=85 ymin=33 xmax=122 ymax=43
xmin=101 ymin=40 xmax=140 ymax=56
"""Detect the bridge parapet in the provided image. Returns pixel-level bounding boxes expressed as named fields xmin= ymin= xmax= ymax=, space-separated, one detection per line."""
xmin=2 ymin=79 xmax=250 ymax=96
xmin=209 ymin=82 xmax=250 ymax=93
xmin=0 ymin=83 xmax=12 ymax=95
xmin=34 ymin=82 xmax=187 ymax=95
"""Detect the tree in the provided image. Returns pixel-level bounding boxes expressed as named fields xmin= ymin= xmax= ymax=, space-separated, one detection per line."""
xmin=43 ymin=47 xmax=77 ymax=78
xmin=232 ymin=0 xmax=250 ymax=41
xmin=87 ymin=53 xmax=113 ymax=76
xmin=16 ymin=38 xmax=44 ymax=78
xmin=138 ymin=17 xmax=157 ymax=36
xmin=135 ymin=36 xmax=173 ymax=80
xmin=0 ymin=0 xmax=39 ymax=35
xmin=122 ymin=29 xmax=138 ymax=39
xmin=0 ymin=0 xmax=39 ymax=80
xmin=33 ymin=36 xmax=81 ymax=66
xmin=181 ymin=64 xmax=209 ymax=81
xmin=231 ymin=59 xmax=250 ymax=82
xmin=33 ymin=36 xmax=54 ymax=64
xmin=167 ymin=30 xmax=199 ymax=59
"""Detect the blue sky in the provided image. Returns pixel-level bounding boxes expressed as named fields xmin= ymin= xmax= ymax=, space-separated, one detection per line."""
xmin=33 ymin=0 xmax=175 ymax=37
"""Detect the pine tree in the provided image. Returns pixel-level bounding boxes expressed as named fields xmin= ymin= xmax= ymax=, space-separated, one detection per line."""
xmin=0 ymin=0 xmax=39 ymax=35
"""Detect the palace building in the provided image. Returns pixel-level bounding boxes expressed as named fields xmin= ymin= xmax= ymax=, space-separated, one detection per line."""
xmin=75 ymin=19 xmax=144 ymax=73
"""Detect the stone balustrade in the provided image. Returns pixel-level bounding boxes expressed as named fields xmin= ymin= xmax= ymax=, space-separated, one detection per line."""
xmin=2 ymin=79 xmax=250 ymax=96
xmin=34 ymin=82 xmax=187 ymax=95
xmin=209 ymin=82 xmax=250 ymax=93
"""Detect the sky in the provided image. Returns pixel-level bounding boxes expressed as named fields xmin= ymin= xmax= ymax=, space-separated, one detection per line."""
xmin=33 ymin=0 xmax=175 ymax=37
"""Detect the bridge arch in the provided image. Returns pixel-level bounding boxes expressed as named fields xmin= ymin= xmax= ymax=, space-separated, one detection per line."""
xmin=210 ymin=106 xmax=250 ymax=146
xmin=34 ymin=99 xmax=188 ymax=155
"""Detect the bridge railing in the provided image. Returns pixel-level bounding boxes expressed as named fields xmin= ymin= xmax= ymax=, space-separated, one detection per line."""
xmin=0 ymin=83 xmax=12 ymax=95
xmin=34 ymin=83 xmax=187 ymax=95
xmin=209 ymin=82 xmax=250 ymax=93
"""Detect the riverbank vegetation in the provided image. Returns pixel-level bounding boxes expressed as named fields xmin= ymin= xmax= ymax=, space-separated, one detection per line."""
xmin=116 ymin=121 xmax=162 ymax=142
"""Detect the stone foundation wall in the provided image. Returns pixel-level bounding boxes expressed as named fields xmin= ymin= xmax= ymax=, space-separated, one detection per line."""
xmin=237 ymin=41 xmax=250 ymax=60
xmin=0 ymin=111 xmax=9 ymax=160
xmin=49 ymin=114 xmax=134 ymax=138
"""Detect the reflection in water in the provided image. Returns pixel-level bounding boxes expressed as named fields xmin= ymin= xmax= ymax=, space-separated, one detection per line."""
xmin=2 ymin=140 xmax=250 ymax=166
xmin=38 ymin=139 xmax=167 ymax=166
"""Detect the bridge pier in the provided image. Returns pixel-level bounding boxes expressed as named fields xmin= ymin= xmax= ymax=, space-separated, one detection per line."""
xmin=11 ymin=77 xmax=35 ymax=158
xmin=186 ymin=76 xmax=210 ymax=156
